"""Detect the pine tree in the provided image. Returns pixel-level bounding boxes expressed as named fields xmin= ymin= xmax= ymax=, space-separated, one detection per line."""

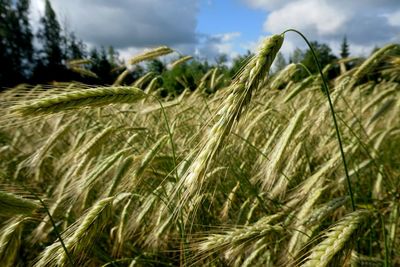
xmin=0 ymin=0 xmax=34 ymax=87
xmin=37 ymin=0 xmax=64 ymax=69
xmin=0 ymin=0 xmax=13 ymax=87
xmin=66 ymin=32 xmax=86 ymax=60
xmin=89 ymin=47 xmax=117 ymax=84
xmin=340 ymin=36 xmax=350 ymax=58
xmin=107 ymin=46 xmax=120 ymax=67
xmin=14 ymin=0 xmax=33 ymax=77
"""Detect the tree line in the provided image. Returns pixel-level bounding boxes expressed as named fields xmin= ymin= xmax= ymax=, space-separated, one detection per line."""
xmin=0 ymin=0 xmax=126 ymax=89
xmin=1 ymin=0 xmax=353 ymax=91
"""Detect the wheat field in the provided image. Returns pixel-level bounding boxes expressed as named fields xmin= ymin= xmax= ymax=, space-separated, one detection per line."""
xmin=0 ymin=34 xmax=399 ymax=266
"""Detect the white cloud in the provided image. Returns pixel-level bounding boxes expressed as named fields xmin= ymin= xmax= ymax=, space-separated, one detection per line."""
xmin=242 ymin=0 xmax=400 ymax=57
xmin=197 ymin=32 xmax=241 ymax=63
xmin=30 ymin=0 xmax=198 ymax=49
xmin=244 ymin=0 xmax=293 ymax=10
xmin=243 ymin=0 xmax=400 ymax=11
xmin=118 ymin=47 xmax=145 ymax=63
xmin=29 ymin=0 xmax=243 ymax=63
xmin=29 ymin=0 xmax=399 ymax=63
xmin=218 ymin=32 xmax=241 ymax=42
xmin=264 ymin=0 xmax=348 ymax=36
xmin=386 ymin=10 xmax=400 ymax=26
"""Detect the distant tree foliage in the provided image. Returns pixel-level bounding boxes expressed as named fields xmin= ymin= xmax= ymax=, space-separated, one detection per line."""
xmin=215 ymin=54 xmax=228 ymax=67
xmin=229 ymin=51 xmax=253 ymax=78
xmin=37 ymin=0 xmax=64 ymax=68
xmin=0 ymin=0 xmax=33 ymax=87
xmin=162 ymin=59 xmax=212 ymax=95
xmin=66 ymin=32 xmax=86 ymax=60
xmin=147 ymin=59 xmax=166 ymax=75
xmin=0 ymin=0 xmax=346 ymax=94
xmin=290 ymin=48 xmax=304 ymax=64
xmin=302 ymin=41 xmax=337 ymax=74
xmin=88 ymin=47 xmax=127 ymax=85
xmin=274 ymin=52 xmax=287 ymax=73
xmin=0 ymin=0 xmax=123 ymax=88
xmin=340 ymin=36 xmax=350 ymax=58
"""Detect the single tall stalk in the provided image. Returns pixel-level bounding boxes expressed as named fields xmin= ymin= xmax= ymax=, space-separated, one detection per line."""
xmin=19 ymin=184 xmax=74 ymax=266
xmin=282 ymin=29 xmax=356 ymax=211
xmin=151 ymin=95 xmax=188 ymax=265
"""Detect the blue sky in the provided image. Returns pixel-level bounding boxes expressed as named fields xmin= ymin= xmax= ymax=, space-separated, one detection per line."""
xmin=197 ymin=0 xmax=266 ymax=51
xmin=29 ymin=0 xmax=400 ymax=62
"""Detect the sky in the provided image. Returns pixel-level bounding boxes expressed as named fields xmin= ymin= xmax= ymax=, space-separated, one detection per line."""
xmin=29 ymin=0 xmax=400 ymax=63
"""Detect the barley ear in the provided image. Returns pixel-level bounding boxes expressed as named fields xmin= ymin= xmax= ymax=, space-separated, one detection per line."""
xmin=0 ymin=190 xmax=40 ymax=217
xmin=128 ymin=46 xmax=173 ymax=65
xmin=301 ymin=210 xmax=371 ymax=267
xmin=174 ymin=34 xmax=284 ymax=218
xmin=168 ymin=55 xmax=193 ymax=69
xmin=0 ymin=216 xmax=26 ymax=267
xmin=350 ymin=251 xmax=383 ymax=267
xmin=34 ymin=197 xmax=114 ymax=266
xmin=12 ymin=86 xmax=147 ymax=115
xmin=352 ymin=44 xmax=400 ymax=85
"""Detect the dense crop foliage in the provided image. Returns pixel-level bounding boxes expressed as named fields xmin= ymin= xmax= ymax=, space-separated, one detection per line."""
xmin=0 ymin=35 xmax=399 ymax=266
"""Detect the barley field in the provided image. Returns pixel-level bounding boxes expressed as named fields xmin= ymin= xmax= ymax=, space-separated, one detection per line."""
xmin=0 ymin=35 xmax=399 ymax=266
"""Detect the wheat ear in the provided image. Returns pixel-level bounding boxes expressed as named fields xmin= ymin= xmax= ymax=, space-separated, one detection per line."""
xmin=259 ymin=105 xmax=306 ymax=192
xmin=174 ymin=34 xmax=284 ymax=215
xmin=194 ymin=222 xmax=283 ymax=261
xmin=168 ymin=55 xmax=193 ymax=69
xmin=0 ymin=216 xmax=26 ymax=267
xmin=12 ymin=86 xmax=147 ymax=115
xmin=133 ymin=71 xmax=156 ymax=87
xmin=352 ymin=44 xmax=400 ymax=85
xmin=301 ymin=210 xmax=370 ymax=267
xmin=66 ymin=60 xmax=98 ymax=78
xmin=114 ymin=46 xmax=173 ymax=85
xmin=74 ymin=125 xmax=115 ymax=160
xmin=283 ymin=75 xmax=315 ymax=103
xmin=0 ymin=190 xmax=40 ymax=217
xmin=128 ymin=46 xmax=173 ymax=65
xmin=270 ymin=63 xmax=298 ymax=90
xmin=34 ymin=197 xmax=113 ymax=266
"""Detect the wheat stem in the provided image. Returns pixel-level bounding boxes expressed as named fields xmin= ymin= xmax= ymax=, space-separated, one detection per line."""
xmin=283 ymin=29 xmax=356 ymax=212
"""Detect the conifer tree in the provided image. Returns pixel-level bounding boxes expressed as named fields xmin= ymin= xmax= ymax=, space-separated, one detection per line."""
xmin=0 ymin=0 xmax=12 ymax=87
xmin=66 ymin=32 xmax=86 ymax=60
xmin=15 ymin=0 xmax=34 ymax=68
xmin=0 ymin=0 xmax=34 ymax=87
xmin=37 ymin=0 xmax=64 ymax=70
xmin=340 ymin=36 xmax=350 ymax=58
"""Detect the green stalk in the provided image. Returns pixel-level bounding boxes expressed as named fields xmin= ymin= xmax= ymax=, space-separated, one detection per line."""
xmin=151 ymin=95 xmax=188 ymax=266
xmin=19 ymin=183 xmax=74 ymax=266
xmin=282 ymin=29 xmax=356 ymax=211
xmin=381 ymin=214 xmax=390 ymax=267
xmin=296 ymin=62 xmax=313 ymax=77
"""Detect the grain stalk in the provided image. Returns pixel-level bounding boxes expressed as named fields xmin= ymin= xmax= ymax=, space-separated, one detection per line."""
xmin=173 ymin=34 xmax=284 ymax=219
xmin=283 ymin=29 xmax=356 ymax=211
